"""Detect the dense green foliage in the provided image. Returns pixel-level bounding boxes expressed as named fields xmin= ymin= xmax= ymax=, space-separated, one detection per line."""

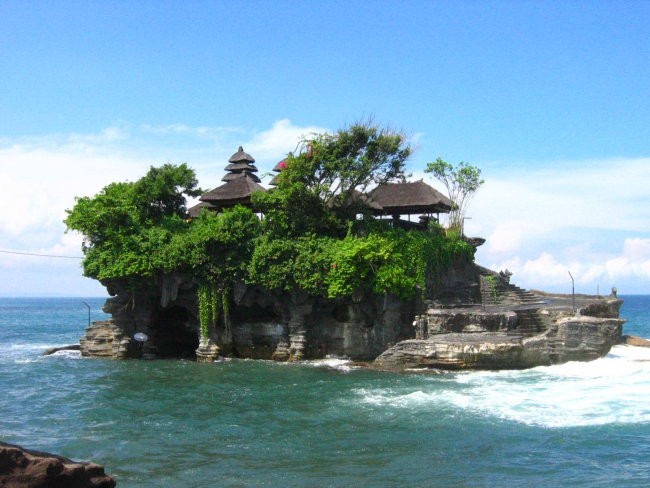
xmin=65 ymin=124 xmax=477 ymax=306
xmin=64 ymin=163 xmax=201 ymax=281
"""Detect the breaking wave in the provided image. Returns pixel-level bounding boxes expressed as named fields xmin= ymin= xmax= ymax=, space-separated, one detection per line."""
xmin=355 ymin=345 xmax=650 ymax=428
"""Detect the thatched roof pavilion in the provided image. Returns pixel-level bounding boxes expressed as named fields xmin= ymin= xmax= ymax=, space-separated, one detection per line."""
xmin=187 ymin=146 xmax=266 ymax=217
xmin=200 ymin=174 xmax=266 ymax=207
xmin=366 ymin=180 xmax=453 ymax=216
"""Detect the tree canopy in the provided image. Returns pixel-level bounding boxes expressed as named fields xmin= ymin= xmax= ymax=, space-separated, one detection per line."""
xmin=64 ymin=163 xmax=202 ymax=281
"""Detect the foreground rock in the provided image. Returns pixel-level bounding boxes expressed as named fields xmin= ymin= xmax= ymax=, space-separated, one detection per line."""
xmin=375 ymin=313 xmax=624 ymax=371
xmin=0 ymin=442 xmax=116 ymax=487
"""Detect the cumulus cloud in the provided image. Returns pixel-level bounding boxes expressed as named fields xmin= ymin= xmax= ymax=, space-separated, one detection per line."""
xmin=434 ymin=157 xmax=650 ymax=294
xmin=485 ymin=238 xmax=650 ymax=294
xmin=245 ymin=119 xmax=328 ymax=165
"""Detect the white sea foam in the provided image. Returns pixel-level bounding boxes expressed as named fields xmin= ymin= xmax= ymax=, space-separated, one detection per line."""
xmin=1 ymin=343 xmax=82 ymax=363
xmin=44 ymin=349 xmax=82 ymax=359
xmin=306 ymin=357 xmax=356 ymax=372
xmin=355 ymin=345 xmax=650 ymax=428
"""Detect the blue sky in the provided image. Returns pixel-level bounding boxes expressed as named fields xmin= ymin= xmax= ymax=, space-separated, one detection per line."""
xmin=1 ymin=1 xmax=649 ymax=296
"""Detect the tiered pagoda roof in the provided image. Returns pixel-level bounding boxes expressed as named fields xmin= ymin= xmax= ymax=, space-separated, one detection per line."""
xmin=268 ymin=159 xmax=287 ymax=186
xmin=222 ymin=146 xmax=261 ymax=183
xmin=187 ymin=146 xmax=266 ymax=217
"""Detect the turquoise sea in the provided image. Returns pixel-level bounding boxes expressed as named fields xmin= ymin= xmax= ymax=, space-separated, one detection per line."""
xmin=1 ymin=296 xmax=650 ymax=487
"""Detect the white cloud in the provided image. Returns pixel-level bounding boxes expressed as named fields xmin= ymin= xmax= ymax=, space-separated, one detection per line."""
xmin=245 ymin=119 xmax=328 ymax=165
xmin=449 ymin=157 xmax=650 ymax=294
xmin=485 ymin=238 xmax=650 ymax=294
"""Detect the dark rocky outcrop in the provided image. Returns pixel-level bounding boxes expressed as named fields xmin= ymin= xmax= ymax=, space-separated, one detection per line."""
xmin=375 ymin=298 xmax=625 ymax=371
xmin=80 ymin=273 xmax=421 ymax=362
xmin=78 ymin=263 xmax=626 ymax=371
xmin=0 ymin=442 xmax=115 ymax=487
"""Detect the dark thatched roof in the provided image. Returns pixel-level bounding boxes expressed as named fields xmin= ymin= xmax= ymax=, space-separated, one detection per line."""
xmin=228 ymin=146 xmax=255 ymax=163
xmin=186 ymin=201 xmax=215 ymax=218
xmin=327 ymin=189 xmax=383 ymax=211
xmin=366 ymin=180 xmax=453 ymax=215
xmin=222 ymin=171 xmax=261 ymax=183
xmin=199 ymin=174 xmax=266 ymax=208
xmin=225 ymin=162 xmax=259 ymax=173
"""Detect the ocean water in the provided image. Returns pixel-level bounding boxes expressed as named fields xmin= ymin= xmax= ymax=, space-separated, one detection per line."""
xmin=1 ymin=296 xmax=649 ymax=487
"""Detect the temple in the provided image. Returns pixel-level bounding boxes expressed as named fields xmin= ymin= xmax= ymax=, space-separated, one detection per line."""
xmin=188 ymin=146 xmax=266 ymax=217
xmin=189 ymin=146 xmax=452 ymax=228
xmin=79 ymin=145 xmax=625 ymax=370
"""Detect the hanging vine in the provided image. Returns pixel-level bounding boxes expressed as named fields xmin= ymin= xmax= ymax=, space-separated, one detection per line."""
xmin=221 ymin=286 xmax=231 ymax=339
xmin=198 ymin=282 xmax=220 ymax=341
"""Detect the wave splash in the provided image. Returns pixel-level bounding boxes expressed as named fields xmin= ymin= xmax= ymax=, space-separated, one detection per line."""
xmin=355 ymin=345 xmax=650 ymax=428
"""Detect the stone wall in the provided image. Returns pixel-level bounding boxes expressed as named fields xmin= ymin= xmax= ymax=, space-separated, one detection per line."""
xmin=415 ymin=309 xmax=518 ymax=338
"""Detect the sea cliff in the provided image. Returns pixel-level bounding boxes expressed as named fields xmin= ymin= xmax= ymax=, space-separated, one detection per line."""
xmin=79 ymin=263 xmax=624 ymax=370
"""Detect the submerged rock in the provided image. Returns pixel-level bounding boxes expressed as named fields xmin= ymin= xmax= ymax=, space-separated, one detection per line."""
xmin=42 ymin=344 xmax=81 ymax=356
xmin=0 ymin=442 xmax=116 ymax=487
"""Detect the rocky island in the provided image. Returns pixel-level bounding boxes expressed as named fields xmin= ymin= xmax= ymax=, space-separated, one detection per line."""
xmin=66 ymin=123 xmax=625 ymax=370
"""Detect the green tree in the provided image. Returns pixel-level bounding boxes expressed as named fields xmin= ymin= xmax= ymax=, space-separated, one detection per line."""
xmin=169 ymin=206 xmax=260 ymax=285
xmin=131 ymin=163 xmax=202 ymax=223
xmin=425 ymin=158 xmax=484 ymax=234
xmin=64 ymin=163 xmax=202 ymax=281
xmin=257 ymin=121 xmax=412 ymax=235
xmin=64 ymin=129 xmax=477 ymax=306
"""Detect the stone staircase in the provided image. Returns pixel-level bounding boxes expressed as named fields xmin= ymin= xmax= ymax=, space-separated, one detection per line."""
xmin=478 ymin=269 xmax=549 ymax=337
xmin=510 ymin=309 xmax=549 ymax=337
xmin=478 ymin=271 xmax=545 ymax=307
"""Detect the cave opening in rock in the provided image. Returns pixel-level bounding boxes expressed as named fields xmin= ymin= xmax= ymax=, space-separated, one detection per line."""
xmin=231 ymin=303 xmax=280 ymax=323
xmin=150 ymin=306 xmax=198 ymax=359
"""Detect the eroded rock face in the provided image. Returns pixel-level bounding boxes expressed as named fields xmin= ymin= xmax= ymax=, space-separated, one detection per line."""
xmin=374 ymin=333 xmax=526 ymax=370
xmin=579 ymin=299 xmax=623 ymax=318
xmin=416 ymin=309 xmax=518 ymax=338
xmin=374 ymin=314 xmax=625 ymax=371
xmin=79 ymin=320 xmax=136 ymax=359
xmin=81 ymin=274 xmax=417 ymax=361
xmin=521 ymin=315 xmax=624 ymax=365
xmin=80 ymin=270 xmax=625 ymax=369
xmin=0 ymin=442 xmax=116 ymax=487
